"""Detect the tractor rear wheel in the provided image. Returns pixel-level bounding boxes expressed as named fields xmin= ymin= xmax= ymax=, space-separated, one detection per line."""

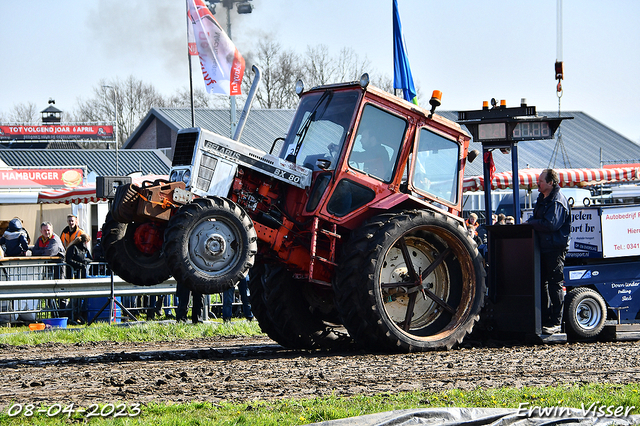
xmin=101 ymin=214 xmax=171 ymax=286
xmin=163 ymin=197 xmax=257 ymax=294
xmin=335 ymin=210 xmax=485 ymax=352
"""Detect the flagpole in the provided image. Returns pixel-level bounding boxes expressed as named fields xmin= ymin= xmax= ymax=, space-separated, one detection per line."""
xmin=226 ymin=6 xmax=237 ymax=138
xmin=186 ymin=1 xmax=195 ymax=127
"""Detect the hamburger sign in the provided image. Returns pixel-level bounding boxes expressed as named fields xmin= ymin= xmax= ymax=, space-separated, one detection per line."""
xmin=0 ymin=168 xmax=84 ymax=188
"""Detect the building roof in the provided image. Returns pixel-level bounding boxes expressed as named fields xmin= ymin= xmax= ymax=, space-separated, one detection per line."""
xmin=0 ymin=149 xmax=171 ymax=176
xmin=126 ymin=107 xmax=640 ymax=177
xmin=124 ymin=107 xmax=295 ymax=153
xmin=437 ymin=111 xmax=640 ymax=176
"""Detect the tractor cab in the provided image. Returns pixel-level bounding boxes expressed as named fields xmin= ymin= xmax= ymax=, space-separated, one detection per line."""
xmin=279 ymin=75 xmax=473 ymax=228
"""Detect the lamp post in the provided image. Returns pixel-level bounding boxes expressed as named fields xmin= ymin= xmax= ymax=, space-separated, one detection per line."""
xmin=205 ymin=0 xmax=253 ymax=136
xmin=102 ymin=85 xmax=119 ymax=175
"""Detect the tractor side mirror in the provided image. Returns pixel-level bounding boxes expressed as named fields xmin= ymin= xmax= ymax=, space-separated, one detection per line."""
xmin=316 ymin=159 xmax=331 ymax=170
xmin=467 ymin=149 xmax=480 ymax=163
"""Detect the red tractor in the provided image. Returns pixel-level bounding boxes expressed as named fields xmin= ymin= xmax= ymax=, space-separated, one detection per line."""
xmin=102 ymin=73 xmax=484 ymax=351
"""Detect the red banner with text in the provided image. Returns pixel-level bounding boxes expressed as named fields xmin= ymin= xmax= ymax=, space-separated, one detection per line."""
xmin=0 ymin=168 xmax=84 ymax=188
xmin=0 ymin=125 xmax=114 ymax=141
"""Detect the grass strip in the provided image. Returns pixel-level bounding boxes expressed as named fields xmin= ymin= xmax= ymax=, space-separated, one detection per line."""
xmin=0 ymin=383 xmax=638 ymax=425
xmin=0 ymin=319 xmax=263 ymax=346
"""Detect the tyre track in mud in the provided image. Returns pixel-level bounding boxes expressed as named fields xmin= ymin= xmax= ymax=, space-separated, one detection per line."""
xmin=0 ymin=336 xmax=638 ymax=409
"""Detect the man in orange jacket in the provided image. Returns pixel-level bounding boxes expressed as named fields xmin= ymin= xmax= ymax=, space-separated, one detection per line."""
xmin=60 ymin=214 xmax=86 ymax=249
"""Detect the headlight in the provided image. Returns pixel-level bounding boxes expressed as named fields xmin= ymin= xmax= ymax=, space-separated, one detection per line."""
xmin=182 ymin=170 xmax=191 ymax=187
xmin=169 ymin=170 xmax=179 ymax=182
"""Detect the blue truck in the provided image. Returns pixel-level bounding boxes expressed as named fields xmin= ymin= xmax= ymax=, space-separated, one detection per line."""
xmin=520 ymin=203 xmax=640 ymax=340
xmin=562 ymin=204 xmax=640 ymax=340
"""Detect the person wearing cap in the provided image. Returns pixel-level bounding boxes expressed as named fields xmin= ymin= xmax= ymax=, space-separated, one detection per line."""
xmin=60 ymin=214 xmax=87 ymax=249
xmin=0 ymin=218 xmax=30 ymax=256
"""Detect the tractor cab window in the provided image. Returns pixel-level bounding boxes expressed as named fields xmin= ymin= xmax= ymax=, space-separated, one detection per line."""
xmin=412 ymin=128 xmax=460 ymax=204
xmin=280 ymin=90 xmax=360 ymax=171
xmin=348 ymin=104 xmax=407 ymax=183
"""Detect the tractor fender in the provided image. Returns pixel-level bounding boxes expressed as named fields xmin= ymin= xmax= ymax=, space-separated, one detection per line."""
xmin=368 ymin=192 xmax=465 ymax=225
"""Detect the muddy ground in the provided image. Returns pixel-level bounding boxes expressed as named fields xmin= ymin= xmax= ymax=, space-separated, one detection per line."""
xmin=0 ymin=335 xmax=639 ymax=410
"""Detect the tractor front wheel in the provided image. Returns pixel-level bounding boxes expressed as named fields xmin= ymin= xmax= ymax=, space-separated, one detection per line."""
xmin=163 ymin=197 xmax=257 ymax=294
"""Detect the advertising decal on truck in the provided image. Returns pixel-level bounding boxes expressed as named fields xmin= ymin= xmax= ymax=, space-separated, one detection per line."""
xmin=601 ymin=205 xmax=640 ymax=258
xmin=568 ymin=208 xmax=602 ymax=258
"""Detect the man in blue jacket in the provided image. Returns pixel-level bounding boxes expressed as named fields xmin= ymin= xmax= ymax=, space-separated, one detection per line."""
xmin=527 ymin=169 xmax=571 ymax=335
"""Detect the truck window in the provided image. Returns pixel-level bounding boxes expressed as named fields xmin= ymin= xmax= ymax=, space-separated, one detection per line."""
xmin=412 ymin=128 xmax=460 ymax=204
xmin=348 ymin=104 xmax=407 ymax=183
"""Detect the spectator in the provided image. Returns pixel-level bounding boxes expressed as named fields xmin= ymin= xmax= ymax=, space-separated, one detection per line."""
xmin=497 ymin=213 xmax=506 ymax=225
xmin=175 ymin=281 xmax=205 ymax=324
xmin=60 ymin=214 xmax=86 ymax=249
xmin=30 ymin=222 xmax=65 ymax=257
xmin=0 ymin=218 xmax=29 ymax=256
xmin=92 ymin=231 xmax=105 ymax=262
xmin=505 ymin=216 xmax=515 ymax=225
xmin=465 ymin=213 xmax=479 ymax=238
xmin=65 ymin=234 xmax=92 ymax=278
xmin=527 ymin=168 xmax=571 ymax=335
xmin=491 ymin=214 xmax=498 ymax=225
xmin=222 ymin=276 xmax=253 ymax=323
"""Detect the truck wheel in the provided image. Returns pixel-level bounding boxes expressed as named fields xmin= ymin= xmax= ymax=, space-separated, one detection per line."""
xmin=564 ymin=287 xmax=607 ymax=339
xmin=164 ymin=197 xmax=257 ymax=294
xmin=335 ymin=210 xmax=485 ymax=352
xmin=101 ymin=214 xmax=171 ymax=286
xmin=260 ymin=264 xmax=352 ymax=350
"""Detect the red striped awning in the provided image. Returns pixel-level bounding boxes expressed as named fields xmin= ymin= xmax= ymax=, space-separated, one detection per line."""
xmin=463 ymin=167 xmax=640 ymax=192
xmin=37 ymin=184 xmax=107 ymax=204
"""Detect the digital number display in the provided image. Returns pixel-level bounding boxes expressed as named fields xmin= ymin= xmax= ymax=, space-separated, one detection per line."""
xmin=512 ymin=121 xmax=551 ymax=139
xmin=477 ymin=123 xmax=506 ymax=141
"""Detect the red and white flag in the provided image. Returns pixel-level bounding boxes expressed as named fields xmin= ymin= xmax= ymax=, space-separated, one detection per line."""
xmin=187 ymin=0 xmax=245 ymax=96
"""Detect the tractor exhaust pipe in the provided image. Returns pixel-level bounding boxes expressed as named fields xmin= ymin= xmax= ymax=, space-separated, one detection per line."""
xmin=233 ymin=65 xmax=262 ymax=142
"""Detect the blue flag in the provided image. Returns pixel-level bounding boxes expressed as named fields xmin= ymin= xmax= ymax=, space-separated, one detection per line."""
xmin=392 ymin=0 xmax=418 ymax=105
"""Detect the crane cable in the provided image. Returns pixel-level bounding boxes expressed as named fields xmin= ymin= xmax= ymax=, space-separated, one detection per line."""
xmin=549 ymin=0 xmax=571 ymax=168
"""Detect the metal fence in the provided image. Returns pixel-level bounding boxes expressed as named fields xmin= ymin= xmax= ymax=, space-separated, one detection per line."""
xmin=0 ymin=259 xmax=231 ymax=324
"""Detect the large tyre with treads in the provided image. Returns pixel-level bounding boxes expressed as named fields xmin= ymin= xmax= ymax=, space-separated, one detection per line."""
xmin=247 ymin=263 xmax=291 ymax=346
xmin=101 ymin=213 xmax=171 ymax=286
xmin=163 ymin=197 xmax=257 ymax=294
xmin=258 ymin=264 xmax=352 ymax=350
xmin=334 ymin=210 xmax=485 ymax=352
xmin=111 ymin=183 xmax=140 ymax=223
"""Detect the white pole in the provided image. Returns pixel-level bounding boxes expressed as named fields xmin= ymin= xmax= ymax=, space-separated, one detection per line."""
xmin=102 ymin=85 xmax=119 ymax=175
xmin=556 ymin=0 xmax=563 ymax=62
xmin=227 ymin=4 xmax=237 ymax=138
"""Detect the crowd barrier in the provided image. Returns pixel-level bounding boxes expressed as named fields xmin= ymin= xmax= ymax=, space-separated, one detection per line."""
xmin=0 ymin=257 xmax=231 ymax=324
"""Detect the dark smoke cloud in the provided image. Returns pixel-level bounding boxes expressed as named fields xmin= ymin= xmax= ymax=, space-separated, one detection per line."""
xmin=87 ymin=0 xmax=262 ymax=89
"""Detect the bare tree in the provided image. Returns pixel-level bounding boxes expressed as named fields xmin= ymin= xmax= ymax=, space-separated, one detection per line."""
xmin=8 ymin=102 xmax=40 ymax=123
xmin=334 ymin=47 xmax=372 ymax=83
xmin=166 ymin=87 xmax=229 ymax=109
xmin=243 ymin=36 xmax=302 ymax=109
xmin=73 ymin=75 xmax=165 ymax=148
xmin=303 ymin=45 xmax=334 ymax=87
